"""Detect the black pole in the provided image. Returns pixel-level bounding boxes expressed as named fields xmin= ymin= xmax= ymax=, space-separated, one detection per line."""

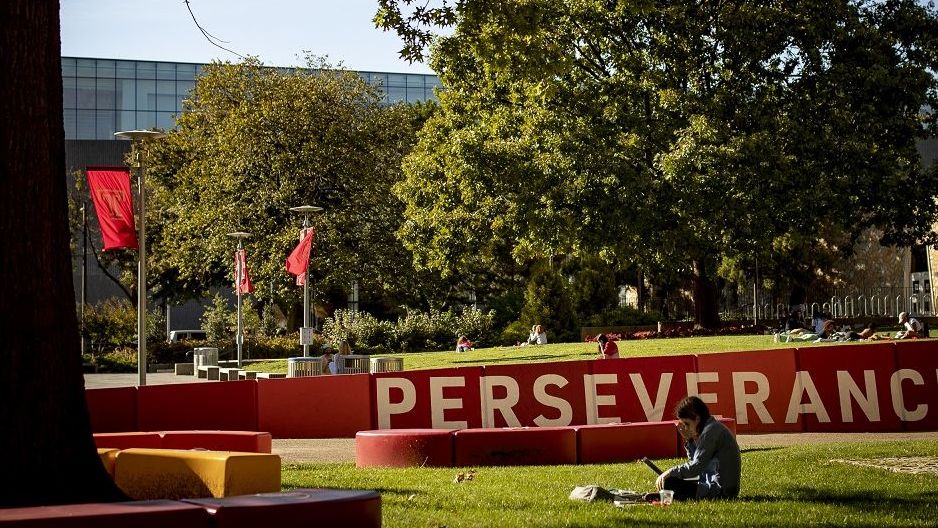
xmin=81 ymin=204 xmax=87 ymax=355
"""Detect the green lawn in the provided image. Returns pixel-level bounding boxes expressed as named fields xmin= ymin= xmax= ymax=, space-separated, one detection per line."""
xmin=246 ymin=333 xmax=884 ymax=374
xmin=283 ymin=440 xmax=938 ymax=527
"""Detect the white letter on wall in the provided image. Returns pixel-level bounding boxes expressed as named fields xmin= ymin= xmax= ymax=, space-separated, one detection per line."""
xmin=584 ymin=374 xmax=620 ymax=424
xmin=533 ymin=374 xmax=573 ymax=427
xmin=837 ymin=370 xmax=880 ymax=423
xmin=429 ymin=376 xmax=468 ymax=429
xmin=629 ymin=372 xmax=673 ymax=422
xmin=686 ymin=372 xmax=719 ymax=405
xmin=732 ymin=372 xmax=773 ymax=425
xmin=376 ymin=377 xmax=417 ymax=429
xmin=482 ymin=375 xmax=521 ymax=427
xmin=785 ymin=371 xmax=830 ymax=423
xmin=890 ymin=369 xmax=927 ymax=422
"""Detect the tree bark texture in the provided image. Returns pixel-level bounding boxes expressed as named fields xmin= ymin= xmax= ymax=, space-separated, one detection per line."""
xmin=692 ymin=259 xmax=721 ymax=329
xmin=0 ymin=0 xmax=125 ymax=506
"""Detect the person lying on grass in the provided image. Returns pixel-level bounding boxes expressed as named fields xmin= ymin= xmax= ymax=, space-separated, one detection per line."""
xmin=649 ymin=396 xmax=741 ymax=501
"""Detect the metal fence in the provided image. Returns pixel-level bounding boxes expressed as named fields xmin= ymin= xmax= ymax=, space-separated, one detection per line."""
xmin=648 ymin=286 xmax=934 ymax=323
xmin=738 ymin=286 xmax=935 ymax=323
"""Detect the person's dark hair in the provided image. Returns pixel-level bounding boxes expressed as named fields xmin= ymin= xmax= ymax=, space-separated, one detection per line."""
xmin=675 ymin=396 xmax=711 ymax=434
xmin=597 ymin=333 xmax=608 ymax=344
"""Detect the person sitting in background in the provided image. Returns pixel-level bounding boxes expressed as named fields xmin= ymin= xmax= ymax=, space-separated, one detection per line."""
xmin=596 ymin=333 xmax=619 ymax=359
xmin=456 ymin=335 xmax=474 ymax=353
xmin=897 ymin=312 xmax=923 ymax=339
xmin=332 ymin=340 xmax=353 ymax=373
xmin=524 ymin=324 xmax=548 ymax=345
xmin=321 ymin=346 xmax=336 ymax=375
xmin=784 ymin=310 xmax=805 ymax=332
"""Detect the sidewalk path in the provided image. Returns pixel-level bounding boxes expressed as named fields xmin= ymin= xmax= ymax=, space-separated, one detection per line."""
xmin=84 ymin=372 xmax=209 ymax=389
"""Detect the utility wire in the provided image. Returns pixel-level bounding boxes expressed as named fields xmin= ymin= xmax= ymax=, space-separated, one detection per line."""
xmin=184 ymin=0 xmax=246 ymax=60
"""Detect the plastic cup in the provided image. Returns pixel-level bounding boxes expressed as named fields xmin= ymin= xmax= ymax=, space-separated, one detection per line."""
xmin=659 ymin=489 xmax=674 ymax=505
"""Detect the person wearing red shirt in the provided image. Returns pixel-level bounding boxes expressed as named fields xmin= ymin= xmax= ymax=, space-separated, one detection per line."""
xmin=596 ymin=333 xmax=619 ymax=359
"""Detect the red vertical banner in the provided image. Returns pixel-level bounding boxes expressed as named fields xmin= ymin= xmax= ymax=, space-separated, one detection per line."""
xmin=234 ymin=248 xmax=254 ymax=294
xmin=86 ymin=167 xmax=137 ymax=250
xmin=286 ymin=227 xmax=314 ymax=286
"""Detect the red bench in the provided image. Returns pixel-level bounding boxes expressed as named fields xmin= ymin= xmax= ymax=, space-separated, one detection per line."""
xmin=453 ymin=427 xmax=577 ymax=466
xmin=93 ymin=431 xmax=272 ymax=453
xmin=356 ymin=429 xmax=454 ymax=468
xmin=184 ymin=489 xmax=381 ymax=528
xmin=0 ymin=500 xmax=211 ymax=528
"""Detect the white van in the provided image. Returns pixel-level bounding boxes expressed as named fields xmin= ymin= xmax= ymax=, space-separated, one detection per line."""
xmin=168 ymin=330 xmax=207 ymax=342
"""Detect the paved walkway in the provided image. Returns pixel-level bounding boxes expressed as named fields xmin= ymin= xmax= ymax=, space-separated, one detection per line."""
xmin=84 ymin=372 xmax=209 ymax=389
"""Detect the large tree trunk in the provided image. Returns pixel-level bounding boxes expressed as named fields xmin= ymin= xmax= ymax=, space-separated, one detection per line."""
xmin=691 ymin=259 xmax=721 ymax=329
xmin=0 ymin=0 xmax=125 ymax=507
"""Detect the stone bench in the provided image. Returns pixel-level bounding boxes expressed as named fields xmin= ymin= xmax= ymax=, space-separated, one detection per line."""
xmin=174 ymin=362 xmax=195 ymax=376
xmin=255 ymin=372 xmax=286 ymax=379
xmin=219 ymin=368 xmax=242 ymax=381
xmin=238 ymin=370 xmax=258 ymax=380
xmin=197 ymin=365 xmax=220 ymax=380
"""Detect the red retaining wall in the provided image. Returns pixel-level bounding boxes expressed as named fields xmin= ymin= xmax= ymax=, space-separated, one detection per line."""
xmin=256 ymin=374 xmax=372 ymax=438
xmin=85 ymin=386 xmax=137 ymax=433
xmin=136 ymin=380 xmax=258 ymax=432
xmin=372 ymin=367 xmax=484 ymax=430
xmin=84 ymin=342 xmax=938 ymax=439
xmin=588 ymin=355 xmax=698 ymax=424
xmin=696 ymin=348 xmax=803 ymax=433
xmin=894 ymin=340 xmax=938 ymax=431
xmin=796 ymin=343 xmax=902 ymax=432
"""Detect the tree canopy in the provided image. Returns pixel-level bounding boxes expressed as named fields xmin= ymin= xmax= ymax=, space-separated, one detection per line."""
xmin=378 ymin=0 xmax=938 ymax=326
xmin=145 ymin=58 xmax=435 ymax=321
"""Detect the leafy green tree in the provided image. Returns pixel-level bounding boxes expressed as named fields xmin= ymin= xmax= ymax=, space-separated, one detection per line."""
xmin=145 ymin=57 xmax=433 ymax=325
xmin=378 ymin=0 xmax=938 ymax=328
xmin=519 ymin=261 xmax=577 ymax=341
xmin=201 ymin=294 xmax=232 ymax=342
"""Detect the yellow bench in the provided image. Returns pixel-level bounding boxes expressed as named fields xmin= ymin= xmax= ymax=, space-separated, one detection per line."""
xmin=97 ymin=448 xmax=119 ymax=476
xmin=113 ymin=448 xmax=281 ymax=500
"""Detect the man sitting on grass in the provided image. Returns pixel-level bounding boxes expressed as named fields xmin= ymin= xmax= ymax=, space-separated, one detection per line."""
xmin=897 ymin=312 xmax=923 ymax=339
xmin=649 ymin=396 xmax=741 ymax=501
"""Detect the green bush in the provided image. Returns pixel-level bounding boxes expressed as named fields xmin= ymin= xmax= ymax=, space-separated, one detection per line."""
xmin=498 ymin=320 xmax=531 ymax=346
xmin=82 ymin=298 xmax=136 ymax=354
xmin=322 ymin=307 xmax=496 ymax=353
xmin=201 ymin=294 xmax=232 ymax=341
xmin=248 ymin=335 xmax=306 ymax=359
xmin=94 ymin=347 xmax=137 ymax=373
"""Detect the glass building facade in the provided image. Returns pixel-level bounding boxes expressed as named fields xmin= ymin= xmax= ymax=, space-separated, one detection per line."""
xmin=62 ymin=57 xmax=442 ymax=141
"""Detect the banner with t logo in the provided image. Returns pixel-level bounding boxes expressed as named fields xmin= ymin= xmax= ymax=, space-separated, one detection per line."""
xmin=86 ymin=167 xmax=138 ymax=251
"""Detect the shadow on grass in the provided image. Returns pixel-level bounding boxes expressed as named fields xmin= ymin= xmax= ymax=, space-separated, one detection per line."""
xmin=452 ymin=353 xmax=588 ymax=365
xmin=740 ymin=447 xmax=784 ymax=454
xmin=744 ymin=486 xmax=938 ymax=508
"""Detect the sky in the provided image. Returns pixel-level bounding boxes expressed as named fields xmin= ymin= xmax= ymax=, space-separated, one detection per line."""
xmin=60 ymin=0 xmax=435 ymax=75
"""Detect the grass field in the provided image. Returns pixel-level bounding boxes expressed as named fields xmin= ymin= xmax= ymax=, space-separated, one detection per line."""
xmin=284 ymin=440 xmax=938 ymax=527
xmin=246 ymin=333 xmax=881 ymax=374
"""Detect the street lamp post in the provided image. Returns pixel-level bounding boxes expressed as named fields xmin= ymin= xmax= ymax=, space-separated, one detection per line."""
xmin=114 ymin=129 xmax=166 ymax=386
xmin=289 ymin=205 xmax=323 ymax=357
xmin=228 ymin=231 xmax=251 ymax=368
